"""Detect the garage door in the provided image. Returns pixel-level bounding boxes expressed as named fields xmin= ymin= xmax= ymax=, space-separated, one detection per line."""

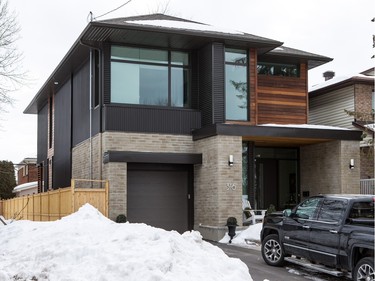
xmin=127 ymin=168 xmax=189 ymax=233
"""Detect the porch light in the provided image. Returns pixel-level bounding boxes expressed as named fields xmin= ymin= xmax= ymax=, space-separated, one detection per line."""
xmin=228 ymin=155 xmax=234 ymax=167
xmin=349 ymin=159 xmax=355 ymax=169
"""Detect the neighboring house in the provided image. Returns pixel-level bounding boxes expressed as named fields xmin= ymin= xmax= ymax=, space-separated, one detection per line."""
xmin=309 ymin=68 xmax=374 ymax=183
xmin=13 ymin=158 xmax=38 ymax=196
xmin=24 ymin=14 xmax=362 ymax=240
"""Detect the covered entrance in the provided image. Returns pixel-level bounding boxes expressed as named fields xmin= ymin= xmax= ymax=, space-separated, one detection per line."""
xmin=127 ymin=163 xmax=193 ymax=233
xmin=254 ymin=147 xmax=299 ymax=210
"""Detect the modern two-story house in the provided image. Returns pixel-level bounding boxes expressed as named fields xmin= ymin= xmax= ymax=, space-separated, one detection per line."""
xmin=24 ymin=14 xmax=362 ymax=240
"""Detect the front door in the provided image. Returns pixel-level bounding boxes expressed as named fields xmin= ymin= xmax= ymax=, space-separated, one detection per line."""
xmin=256 ymin=159 xmax=278 ymax=209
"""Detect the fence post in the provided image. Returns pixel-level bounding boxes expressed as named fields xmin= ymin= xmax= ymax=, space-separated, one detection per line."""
xmin=71 ymin=179 xmax=75 ymax=214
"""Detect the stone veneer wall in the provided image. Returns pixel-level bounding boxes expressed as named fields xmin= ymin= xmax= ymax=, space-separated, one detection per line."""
xmin=300 ymin=140 xmax=360 ymax=196
xmin=194 ymin=135 xmax=243 ymax=228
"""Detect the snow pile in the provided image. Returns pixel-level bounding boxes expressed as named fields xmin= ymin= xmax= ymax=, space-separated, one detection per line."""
xmin=219 ymin=223 xmax=262 ymax=246
xmin=0 ymin=204 xmax=252 ymax=281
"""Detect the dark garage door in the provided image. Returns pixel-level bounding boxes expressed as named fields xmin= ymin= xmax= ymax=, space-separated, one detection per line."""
xmin=127 ymin=167 xmax=189 ymax=233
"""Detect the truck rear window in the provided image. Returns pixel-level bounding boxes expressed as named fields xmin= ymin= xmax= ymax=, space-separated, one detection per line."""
xmin=349 ymin=202 xmax=374 ymax=219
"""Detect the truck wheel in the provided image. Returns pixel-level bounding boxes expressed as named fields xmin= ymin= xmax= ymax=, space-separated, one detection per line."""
xmin=353 ymin=257 xmax=374 ymax=281
xmin=261 ymin=234 xmax=285 ymax=266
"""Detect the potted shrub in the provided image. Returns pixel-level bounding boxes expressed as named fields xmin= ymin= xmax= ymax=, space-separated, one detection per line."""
xmin=116 ymin=214 xmax=127 ymax=223
xmin=226 ymin=217 xmax=238 ymax=243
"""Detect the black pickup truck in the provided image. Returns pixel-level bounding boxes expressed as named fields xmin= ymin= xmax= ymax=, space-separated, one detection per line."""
xmin=260 ymin=194 xmax=374 ymax=280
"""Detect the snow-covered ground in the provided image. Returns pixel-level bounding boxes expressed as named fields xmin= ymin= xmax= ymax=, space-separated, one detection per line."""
xmin=219 ymin=223 xmax=262 ymax=248
xmin=0 ymin=204 xmax=253 ymax=281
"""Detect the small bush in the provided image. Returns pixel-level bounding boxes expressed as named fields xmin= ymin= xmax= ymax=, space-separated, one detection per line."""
xmin=116 ymin=214 xmax=127 ymax=223
xmin=226 ymin=216 xmax=238 ymax=226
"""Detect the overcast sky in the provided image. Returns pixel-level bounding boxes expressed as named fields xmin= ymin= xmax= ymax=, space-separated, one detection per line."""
xmin=1 ymin=0 xmax=374 ymax=166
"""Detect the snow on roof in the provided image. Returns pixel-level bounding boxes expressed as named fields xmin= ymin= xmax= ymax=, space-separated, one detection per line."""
xmin=0 ymin=204 xmax=252 ymax=280
xmin=125 ymin=19 xmax=245 ymax=35
xmin=260 ymin=123 xmax=350 ymax=131
xmin=12 ymin=181 xmax=38 ymax=193
xmin=309 ymin=73 xmax=373 ymax=92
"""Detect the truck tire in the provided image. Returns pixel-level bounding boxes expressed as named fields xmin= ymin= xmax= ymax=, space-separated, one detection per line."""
xmin=261 ymin=234 xmax=285 ymax=266
xmin=353 ymin=257 xmax=374 ymax=281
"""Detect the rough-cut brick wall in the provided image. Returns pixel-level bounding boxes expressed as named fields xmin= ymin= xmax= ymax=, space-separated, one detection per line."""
xmin=300 ymin=140 xmax=360 ymax=196
xmin=360 ymin=147 xmax=374 ymax=179
xmin=354 ymin=84 xmax=373 ymax=119
xmin=194 ymin=135 xmax=243 ymax=227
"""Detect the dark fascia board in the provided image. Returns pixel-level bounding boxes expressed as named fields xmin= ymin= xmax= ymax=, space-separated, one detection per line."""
xmin=192 ymin=123 xmax=363 ymax=141
xmin=309 ymin=76 xmax=375 ymax=97
xmin=262 ymin=46 xmax=333 ymax=70
xmin=103 ymin=151 xmax=202 ymax=164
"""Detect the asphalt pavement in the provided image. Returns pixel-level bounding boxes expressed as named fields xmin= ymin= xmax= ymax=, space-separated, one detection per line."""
xmin=212 ymin=242 xmax=349 ymax=281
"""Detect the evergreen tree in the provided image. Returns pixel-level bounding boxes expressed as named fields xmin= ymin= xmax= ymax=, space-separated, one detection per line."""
xmin=0 ymin=160 xmax=16 ymax=199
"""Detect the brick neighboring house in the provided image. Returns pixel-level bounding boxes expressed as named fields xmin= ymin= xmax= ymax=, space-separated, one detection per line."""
xmin=309 ymin=68 xmax=374 ymax=184
xmin=24 ymin=14 xmax=362 ymax=240
xmin=13 ymin=157 xmax=38 ymax=197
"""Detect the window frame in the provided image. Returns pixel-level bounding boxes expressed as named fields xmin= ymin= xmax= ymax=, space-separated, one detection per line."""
xmin=224 ymin=48 xmax=249 ymax=121
xmin=110 ymin=46 xmax=191 ymax=108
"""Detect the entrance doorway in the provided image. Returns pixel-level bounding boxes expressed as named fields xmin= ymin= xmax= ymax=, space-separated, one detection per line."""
xmin=252 ymin=147 xmax=299 ymax=210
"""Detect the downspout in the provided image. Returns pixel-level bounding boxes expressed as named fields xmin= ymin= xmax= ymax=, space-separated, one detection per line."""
xmin=89 ymin=49 xmax=93 ymax=182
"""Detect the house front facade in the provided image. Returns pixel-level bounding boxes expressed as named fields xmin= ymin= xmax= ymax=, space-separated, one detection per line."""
xmin=25 ymin=14 xmax=362 ymax=240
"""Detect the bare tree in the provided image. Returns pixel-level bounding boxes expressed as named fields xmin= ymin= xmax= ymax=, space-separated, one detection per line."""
xmin=0 ymin=0 xmax=24 ymax=113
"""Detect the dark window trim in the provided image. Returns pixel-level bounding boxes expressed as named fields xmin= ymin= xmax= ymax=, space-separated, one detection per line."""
xmin=224 ymin=47 xmax=249 ymax=121
xmin=110 ymin=45 xmax=191 ymax=108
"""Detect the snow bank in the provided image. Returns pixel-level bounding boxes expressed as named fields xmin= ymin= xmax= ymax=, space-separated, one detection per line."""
xmin=0 ymin=204 xmax=252 ymax=281
xmin=219 ymin=223 xmax=262 ymax=246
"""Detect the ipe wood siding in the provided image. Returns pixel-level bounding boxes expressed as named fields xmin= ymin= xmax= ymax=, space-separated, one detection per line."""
xmin=256 ymin=63 xmax=308 ymax=124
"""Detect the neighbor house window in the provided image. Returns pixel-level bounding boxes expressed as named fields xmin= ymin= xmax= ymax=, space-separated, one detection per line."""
xmin=257 ymin=62 xmax=299 ymax=77
xmin=225 ymin=48 xmax=248 ymax=121
xmin=111 ymin=46 xmax=191 ymax=108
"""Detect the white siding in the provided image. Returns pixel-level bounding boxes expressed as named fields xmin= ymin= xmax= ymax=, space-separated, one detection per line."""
xmin=309 ymin=85 xmax=355 ymax=129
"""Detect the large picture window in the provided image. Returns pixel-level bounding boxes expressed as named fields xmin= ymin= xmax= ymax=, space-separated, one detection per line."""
xmin=111 ymin=46 xmax=191 ymax=108
xmin=225 ymin=48 xmax=248 ymax=121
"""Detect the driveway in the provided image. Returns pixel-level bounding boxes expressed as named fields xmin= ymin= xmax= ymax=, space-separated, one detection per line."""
xmin=212 ymin=242 xmax=349 ymax=281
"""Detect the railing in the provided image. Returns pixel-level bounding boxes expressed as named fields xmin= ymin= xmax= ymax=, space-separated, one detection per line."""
xmin=360 ymin=178 xmax=375 ymax=195
xmin=0 ymin=179 xmax=108 ymax=221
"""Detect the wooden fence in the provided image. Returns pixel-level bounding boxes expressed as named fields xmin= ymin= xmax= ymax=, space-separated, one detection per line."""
xmin=0 ymin=179 xmax=108 ymax=221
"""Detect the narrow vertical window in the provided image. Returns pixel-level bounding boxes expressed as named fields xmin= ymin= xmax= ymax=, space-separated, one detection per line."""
xmin=225 ymin=48 xmax=248 ymax=121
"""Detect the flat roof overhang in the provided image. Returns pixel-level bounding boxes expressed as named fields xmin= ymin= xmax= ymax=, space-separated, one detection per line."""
xmin=192 ymin=124 xmax=363 ymax=147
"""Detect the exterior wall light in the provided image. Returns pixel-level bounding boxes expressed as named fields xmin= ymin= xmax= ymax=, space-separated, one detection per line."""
xmin=349 ymin=159 xmax=355 ymax=169
xmin=228 ymin=155 xmax=234 ymax=167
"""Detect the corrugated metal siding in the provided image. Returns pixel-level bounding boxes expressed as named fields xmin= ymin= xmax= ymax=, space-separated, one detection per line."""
xmin=37 ymin=104 xmax=48 ymax=165
xmin=212 ymin=43 xmax=225 ymax=124
xmin=72 ymin=61 xmax=91 ymax=146
xmin=53 ymin=80 xmax=72 ymax=189
xmin=309 ymin=85 xmax=355 ymax=129
xmin=104 ymin=105 xmax=201 ymax=134
xmin=197 ymin=43 xmax=225 ymax=126
xmin=198 ymin=44 xmax=213 ymax=126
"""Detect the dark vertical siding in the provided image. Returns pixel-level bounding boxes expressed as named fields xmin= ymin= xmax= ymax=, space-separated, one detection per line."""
xmin=53 ymin=80 xmax=72 ymax=188
xmin=104 ymin=105 xmax=201 ymax=134
xmin=198 ymin=43 xmax=225 ymax=126
xmin=198 ymin=44 xmax=213 ymax=126
xmin=212 ymin=43 xmax=225 ymax=124
xmin=72 ymin=61 xmax=90 ymax=146
xmin=37 ymin=104 xmax=48 ymax=167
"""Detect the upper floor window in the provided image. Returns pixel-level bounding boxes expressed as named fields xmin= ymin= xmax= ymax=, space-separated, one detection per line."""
xmin=257 ymin=62 xmax=299 ymax=77
xmin=111 ymin=46 xmax=191 ymax=108
xmin=225 ymin=48 xmax=248 ymax=121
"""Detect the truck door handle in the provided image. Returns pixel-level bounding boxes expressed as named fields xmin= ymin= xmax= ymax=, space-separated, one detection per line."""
xmin=303 ymin=225 xmax=310 ymax=229
xmin=329 ymin=230 xmax=338 ymax=234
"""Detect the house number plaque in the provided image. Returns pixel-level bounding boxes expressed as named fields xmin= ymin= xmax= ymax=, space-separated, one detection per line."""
xmin=226 ymin=183 xmax=236 ymax=191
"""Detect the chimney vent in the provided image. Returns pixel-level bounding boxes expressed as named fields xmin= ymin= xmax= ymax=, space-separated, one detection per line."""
xmin=323 ymin=71 xmax=335 ymax=81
